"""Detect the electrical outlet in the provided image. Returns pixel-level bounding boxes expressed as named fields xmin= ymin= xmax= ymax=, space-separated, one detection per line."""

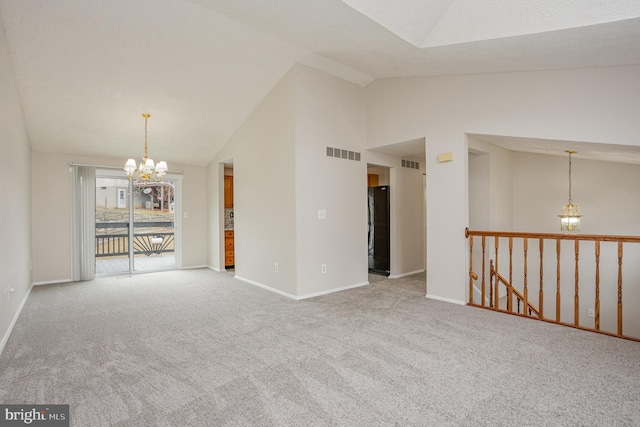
xmin=274 ymin=263 xmax=279 ymax=273
xmin=588 ymin=308 xmax=595 ymax=318
xmin=8 ymin=287 xmax=15 ymax=300
xmin=321 ymin=264 xmax=327 ymax=274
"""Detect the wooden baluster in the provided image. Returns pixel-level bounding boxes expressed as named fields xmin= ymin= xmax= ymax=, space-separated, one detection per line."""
xmin=618 ymin=242 xmax=623 ymax=336
xmin=507 ymin=237 xmax=513 ymax=312
xmin=539 ymin=238 xmax=544 ymax=319
xmin=469 ymin=235 xmax=474 ymax=305
xmin=523 ymin=238 xmax=528 ymax=317
xmin=494 ymin=237 xmax=500 ymax=310
xmin=481 ymin=236 xmax=486 ymax=307
xmin=574 ymin=239 xmax=580 ymax=326
xmin=489 ymin=259 xmax=495 ymax=308
xmin=556 ymin=239 xmax=561 ymax=322
xmin=595 ymin=240 xmax=600 ymax=331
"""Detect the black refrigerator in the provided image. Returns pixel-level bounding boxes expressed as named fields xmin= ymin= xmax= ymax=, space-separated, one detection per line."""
xmin=368 ymin=185 xmax=390 ymax=276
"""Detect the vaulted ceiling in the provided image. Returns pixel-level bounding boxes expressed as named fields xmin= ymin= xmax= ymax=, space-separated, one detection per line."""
xmin=2 ymin=0 xmax=639 ymax=166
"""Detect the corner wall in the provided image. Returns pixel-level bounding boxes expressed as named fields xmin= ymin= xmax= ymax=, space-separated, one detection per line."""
xmin=295 ymin=65 xmax=368 ymax=296
xmin=0 ymin=10 xmax=31 ymax=352
xmin=207 ymin=64 xmax=370 ymax=298
xmin=207 ymin=68 xmax=298 ymax=296
xmin=468 ymin=136 xmax=513 ymax=231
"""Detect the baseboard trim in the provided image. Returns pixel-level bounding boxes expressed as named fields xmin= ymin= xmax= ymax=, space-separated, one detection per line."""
xmin=234 ymin=276 xmax=298 ymax=300
xmin=0 ymin=282 xmax=34 ymax=355
xmin=297 ymin=282 xmax=369 ymax=300
xmin=234 ymin=276 xmax=370 ymax=301
xmin=32 ymin=278 xmax=72 ymax=286
xmin=207 ymin=265 xmax=222 ymax=272
xmin=426 ymin=294 xmax=466 ymax=305
xmin=389 ymin=269 xmax=425 ymax=279
xmin=181 ymin=265 xmax=208 ymax=270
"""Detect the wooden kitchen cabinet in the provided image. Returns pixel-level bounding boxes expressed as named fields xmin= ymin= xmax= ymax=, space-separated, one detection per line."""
xmin=224 ymin=176 xmax=234 ymax=208
xmin=224 ymin=230 xmax=234 ymax=267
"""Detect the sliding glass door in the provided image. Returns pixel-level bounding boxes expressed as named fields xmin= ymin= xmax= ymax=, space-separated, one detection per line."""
xmin=131 ymin=180 xmax=176 ymax=272
xmin=95 ymin=172 xmax=176 ymax=275
xmin=95 ymin=176 xmax=131 ymax=274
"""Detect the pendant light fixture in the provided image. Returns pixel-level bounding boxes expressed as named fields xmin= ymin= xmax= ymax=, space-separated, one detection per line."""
xmin=558 ymin=150 xmax=581 ymax=232
xmin=124 ymin=113 xmax=168 ymax=183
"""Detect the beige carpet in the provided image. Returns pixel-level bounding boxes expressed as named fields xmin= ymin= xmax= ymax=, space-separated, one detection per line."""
xmin=0 ymin=269 xmax=638 ymax=426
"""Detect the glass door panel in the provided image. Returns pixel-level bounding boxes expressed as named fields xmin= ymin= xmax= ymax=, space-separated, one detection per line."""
xmin=95 ymin=177 xmax=131 ymax=275
xmin=132 ymin=180 xmax=176 ymax=272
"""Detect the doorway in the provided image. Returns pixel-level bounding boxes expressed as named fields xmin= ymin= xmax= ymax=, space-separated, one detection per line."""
xmin=95 ymin=172 xmax=177 ymax=275
xmin=222 ymin=161 xmax=235 ymax=272
xmin=367 ymin=165 xmax=391 ymax=276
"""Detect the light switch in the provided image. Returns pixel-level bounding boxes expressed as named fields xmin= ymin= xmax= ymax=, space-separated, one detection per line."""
xmin=318 ymin=209 xmax=326 ymax=220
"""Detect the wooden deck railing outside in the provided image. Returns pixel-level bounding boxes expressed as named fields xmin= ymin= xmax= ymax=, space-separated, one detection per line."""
xmin=466 ymin=228 xmax=640 ymax=342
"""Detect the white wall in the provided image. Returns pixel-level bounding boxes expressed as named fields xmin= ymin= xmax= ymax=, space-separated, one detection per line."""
xmin=468 ymin=152 xmax=490 ymax=230
xmin=468 ymin=136 xmax=514 ymax=231
xmin=390 ymin=165 xmax=426 ymax=276
xmin=513 ymin=152 xmax=640 ymax=235
xmin=207 ymin=68 xmax=298 ymax=296
xmin=0 ymin=10 xmax=31 ymax=352
xmin=295 ymin=65 xmax=368 ymax=296
xmin=31 ymin=152 xmax=208 ymax=284
xmin=366 ymin=65 xmax=640 ymax=304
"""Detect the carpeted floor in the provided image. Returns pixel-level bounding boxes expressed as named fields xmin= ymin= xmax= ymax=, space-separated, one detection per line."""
xmin=0 ymin=269 xmax=638 ymax=426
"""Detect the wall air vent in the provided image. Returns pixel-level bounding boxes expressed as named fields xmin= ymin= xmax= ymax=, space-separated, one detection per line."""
xmin=326 ymin=147 xmax=361 ymax=162
xmin=401 ymin=159 xmax=420 ymax=170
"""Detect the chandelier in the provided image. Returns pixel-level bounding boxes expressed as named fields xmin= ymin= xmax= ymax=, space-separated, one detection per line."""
xmin=558 ymin=150 xmax=581 ymax=232
xmin=124 ymin=113 xmax=168 ymax=182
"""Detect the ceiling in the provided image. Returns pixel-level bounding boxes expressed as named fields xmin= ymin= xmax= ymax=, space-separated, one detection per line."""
xmin=1 ymin=0 xmax=640 ymax=166
xmin=471 ymin=134 xmax=640 ymax=165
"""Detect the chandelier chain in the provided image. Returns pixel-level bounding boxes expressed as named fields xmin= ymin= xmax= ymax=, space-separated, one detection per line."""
xmin=568 ymin=151 xmax=572 ymax=204
xmin=143 ymin=113 xmax=150 ymax=159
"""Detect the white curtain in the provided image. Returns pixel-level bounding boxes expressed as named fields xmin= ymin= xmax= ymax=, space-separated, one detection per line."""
xmin=72 ymin=165 xmax=96 ymax=281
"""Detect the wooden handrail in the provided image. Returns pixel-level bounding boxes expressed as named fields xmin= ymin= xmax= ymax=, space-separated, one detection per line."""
xmin=491 ymin=261 xmax=540 ymax=318
xmin=466 ymin=228 xmax=640 ymax=243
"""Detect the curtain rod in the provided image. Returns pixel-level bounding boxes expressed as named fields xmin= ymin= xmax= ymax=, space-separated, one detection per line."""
xmin=68 ymin=162 xmax=184 ymax=175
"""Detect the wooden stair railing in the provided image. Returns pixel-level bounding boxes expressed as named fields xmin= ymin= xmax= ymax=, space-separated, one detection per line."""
xmin=466 ymin=228 xmax=640 ymax=342
xmin=490 ymin=260 xmax=540 ymax=318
